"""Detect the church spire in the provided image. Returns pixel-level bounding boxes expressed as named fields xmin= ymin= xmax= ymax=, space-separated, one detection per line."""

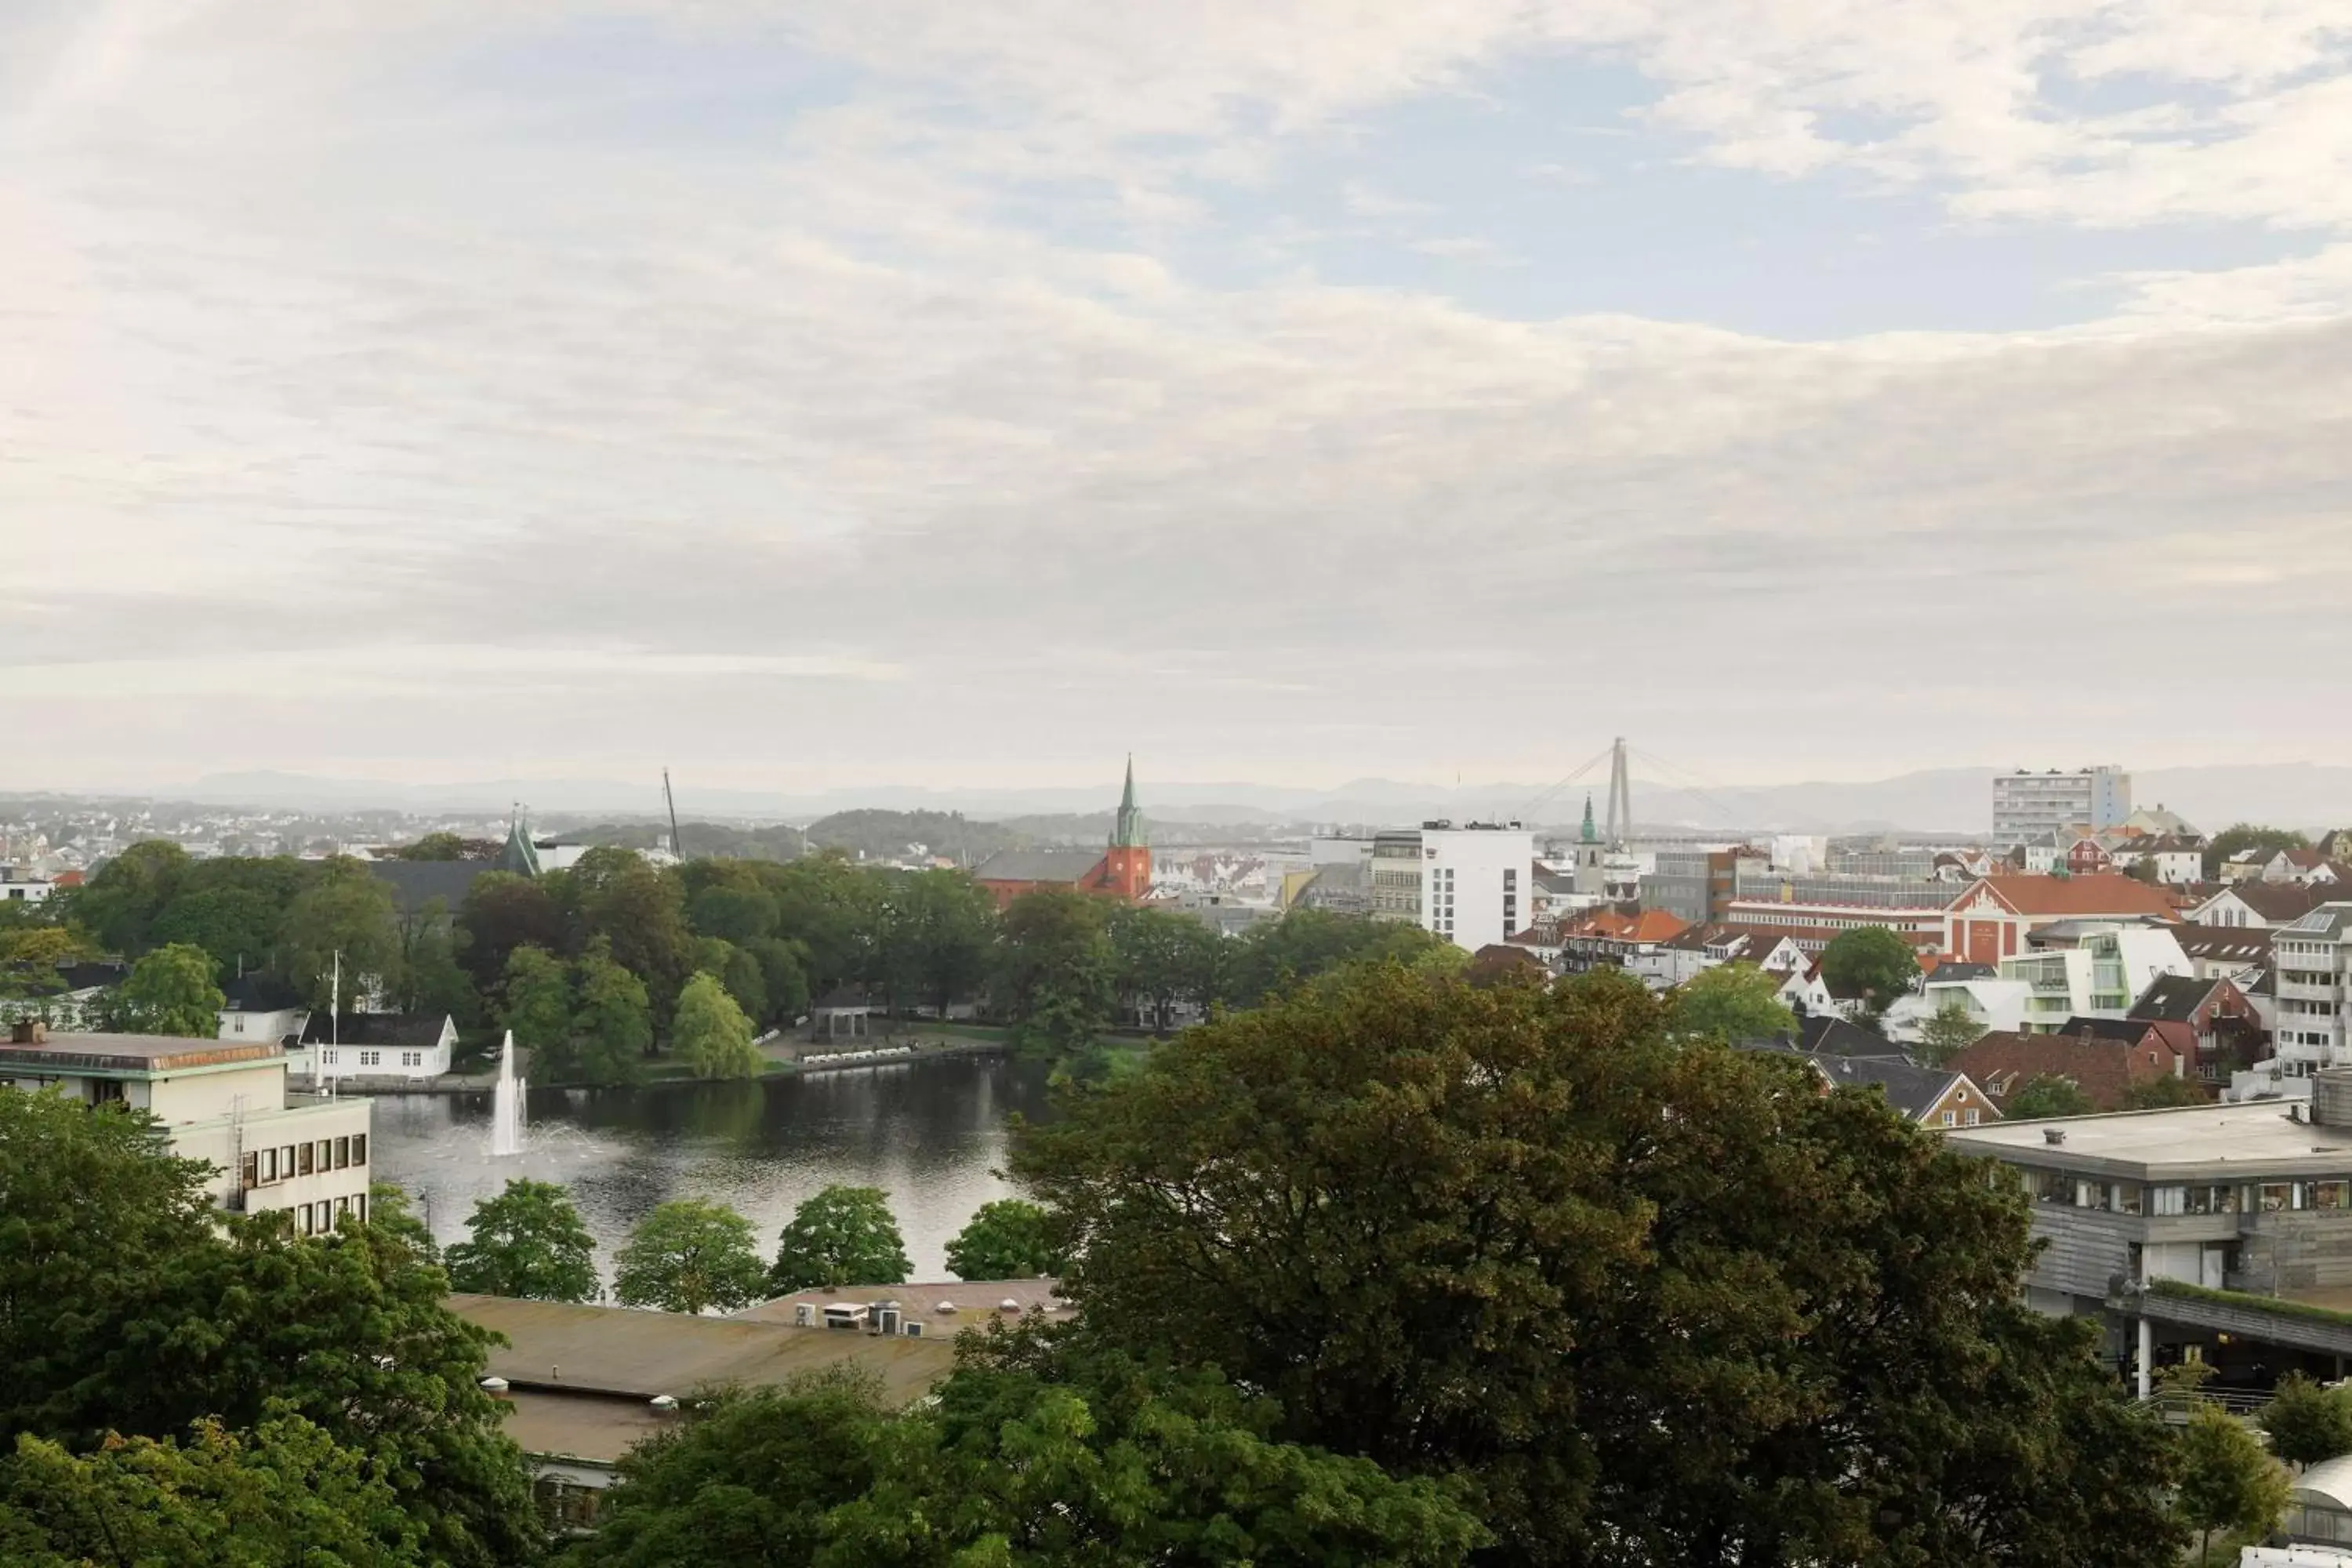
xmin=1111 ymin=755 xmax=1146 ymax=848
xmin=1579 ymin=793 xmax=1598 ymax=845
xmin=495 ymin=804 xmax=543 ymax=877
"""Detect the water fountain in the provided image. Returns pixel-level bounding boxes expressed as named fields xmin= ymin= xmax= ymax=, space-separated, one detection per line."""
xmin=489 ymin=1029 xmax=527 ymax=1158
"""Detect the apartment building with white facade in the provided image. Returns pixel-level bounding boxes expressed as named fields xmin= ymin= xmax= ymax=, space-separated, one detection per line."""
xmin=1992 ymin=766 xmax=2131 ymax=840
xmin=1368 ymin=821 xmax=1537 ymax=953
xmin=0 ymin=1024 xmax=374 ymax=1233
xmin=1996 ymin=923 xmax=2190 ymax=1032
xmin=2273 ymin=905 xmax=2352 ymax=1079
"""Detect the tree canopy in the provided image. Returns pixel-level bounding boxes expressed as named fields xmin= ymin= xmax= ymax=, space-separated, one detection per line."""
xmin=2005 ymin=1073 xmax=2096 ymax=1120
xmin=443 ymin=1178 xmax=601 ymax=1303
xmin=671 ymin=972 xmax=763 ymax=1080
xmin=1011 ymin=965 xmax=2183 ymax=1566
xmin=945 ymin=1199 xmax=1065 ymax=1281
xmin=2174 ymin=1402 xmax=2290 ymax=1564
xmin=612 ymin=1199 xmax=770 ymax=1316
xmin=1915 ymin=997 xmax=1989 ymax=1067
xmin=1817 ymin=925 xmax=1920 ymax=1018
xmin=108 ymin=942 xmax=225 ymax=1036
xmin=2260 ymin=1374 xmax=2352 ymax=1468
xmin=769 ymin=1185 xmax=913 ymax=1294
xmin=1665 ymin=962 xmax=1794 ymax=1044
xmin=2205 ymin=823 xmax=2311 ymax=878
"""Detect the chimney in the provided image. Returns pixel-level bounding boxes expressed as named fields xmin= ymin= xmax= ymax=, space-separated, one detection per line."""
xmin=10 ymin=1020 xmax=45 ymax=1045
xmin=2043 ymin=1127 xmax=2066 ymax=1145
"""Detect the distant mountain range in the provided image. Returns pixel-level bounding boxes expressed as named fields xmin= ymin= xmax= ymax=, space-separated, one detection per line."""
xmin=153 ymin=764 xmax=2352 ymax=837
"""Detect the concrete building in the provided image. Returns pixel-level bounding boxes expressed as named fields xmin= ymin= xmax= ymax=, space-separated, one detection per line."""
xmin=1949 ymin=1081 xmax=2352 ymax=1396
xmin=1993 ymin=766 xmax=2131 ymax=840
xmin=1994 ymin=922 xmax=2190 ymax=1032
xmin=2272 ymin=904 xmax=2352 ymax=1077
xmin=0 ymin=1023 xmax=372 ymax=1231
xmin=1369 ymin=821 xmax=1537 ymax=953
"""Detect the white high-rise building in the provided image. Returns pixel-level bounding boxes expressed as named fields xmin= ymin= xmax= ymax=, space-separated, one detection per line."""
xmin=1370 ymin=822 xmax=1537 ymax=952
xmin=2274 ymin=905 xmax=2352 ymax=1076
xmin=1992 ymin=767 xmax=2131 ymax=840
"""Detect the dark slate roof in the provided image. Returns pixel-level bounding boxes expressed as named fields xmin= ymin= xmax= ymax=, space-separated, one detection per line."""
xmin=220 ymin=974 xmax=307 ymax=1011
xmin=2054 ymin=1015 xmax=2158 ymax=1044
xmin=56 ymin=960 xmax=129 ymax=991
xmin=2174 ymin=927 xmax=2272 ymax=964
xmin=2129 ymin=975 xmax=2223 ymax=1023
xmin=299 ymin=1011 xmax=452 ymax=1048
xmin=971 ymin=848 xmax=1105 ymax=885
xmin=1799 ymin=1014 xmax=1901 ymax=1058
xmin=1928 ymin=961 xmax=1996 ymax=982
xmin=1732 ymin=1037 xmax=1958 ymax=1121
xmin=366 ymin=860 xmax=490 ymax=914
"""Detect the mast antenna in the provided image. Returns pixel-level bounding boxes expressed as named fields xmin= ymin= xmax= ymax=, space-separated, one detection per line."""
xmin=662 ymin=769 xmax=684 ymax=860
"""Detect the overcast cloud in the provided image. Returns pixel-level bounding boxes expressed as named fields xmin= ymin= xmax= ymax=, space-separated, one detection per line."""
xmin=3 ymin=0 xmax=2349 ymax=797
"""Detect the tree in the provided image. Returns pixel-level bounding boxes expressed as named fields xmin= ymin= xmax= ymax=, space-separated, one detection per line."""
xmin=2176 ymin=1401 xmax=2290 ymax=1564
xmin=279 ymin=860 xmax=401 ymax=1016
xmin=996 ymin=887 xmax=1115 ymax=1058
xmin=456 ymin=871 xmax=568 ymax=994
xmin=1221 ymin=907 xmax=1460 ymax=1008
xmin=64 ymin=839 xmax=191 ymax=954
xmin=687 ymin=882 xmax=779 ymax=946
xmin=1665 ymin=962 xmax=1795 ymax=1044
xmin=443 ymin=1178 xmax=601 ymax=1303
xmin=770 ymin=1185 xmax=911 ymax=1293
xmin=148 ymin=885 xmax=284 ymax=978
xmin=568 ymin=848 xmax=693 ymax=1017
xmin=368 ymin=1181 xmax=440 ymax=1266
xmin=1012 ymin=965 xmax=2184 ymax=1566
xmin=570 ymin=939 xmax=652 ymax=1086
xmin=2006 ymin=1073 xmax=2096 ymax=1119
xmin=2261 ymin=1373 xmax=2352 ymax=1468
xmin=612 ymin=1199 xmax=769 ymax=1316
xmin=1915 ymin=997 xmax=1989 ymax=1067
xmin=391 ymin=831 xmax=495 ymax=862
xmin=692 ymin=936 xmax=769 ymax=1024
xmin=572 ymin=1329 xmax=1486 ymax=1568
xmin=880 ymin=869 xmax=997 ymax=1018
xmin=0 ymin=1416 xmax=426 ymax=1568
xmin=500 ymin=944 xmax=575 ymax=1057
xmin=1817 ymin=925 xmax=1920 ymax=1020
xmin=672 ymin=971 xmax=763 ymax=1080
xmin=766 ymin=851 xmax=885 ymax=1000
xmin=0 ymin=925 xmax=98 ymax=998
xmin=1108 ymin=905 xmax=1225 ymax=1030
xmin=746 ymin=937 xmax=813 ymax=1028
xmin=2205 ymin=823 xmax=2310 ymax=880
xmin=2122 ymin=1073 xmax=2209 ymax=1109
xmin=103 ymin=942 xmax=227 ymax=1036
xmin=945 ymin=1199 xmax=1064 ymax=1280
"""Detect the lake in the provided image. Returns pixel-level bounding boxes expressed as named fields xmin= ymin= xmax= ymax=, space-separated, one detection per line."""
xmin=368 ymin=1055 xmax=1058 ymax=1284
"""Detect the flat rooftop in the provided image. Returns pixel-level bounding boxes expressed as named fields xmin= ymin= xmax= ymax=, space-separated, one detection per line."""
xmin=1948 ymin=1102 xmax=2352 ymax=1180
xmin=0 ymin=1033 xmax=282 ymax=1073
xmin=732 ymin=1278 xmax=1065 ymax=1327
xmin=448 ymin=1294 xmax=954 ymax=1406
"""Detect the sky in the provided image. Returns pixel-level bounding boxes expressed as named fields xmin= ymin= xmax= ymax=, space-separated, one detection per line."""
xmin=3 ymin=0 xmax=2349 ymax=798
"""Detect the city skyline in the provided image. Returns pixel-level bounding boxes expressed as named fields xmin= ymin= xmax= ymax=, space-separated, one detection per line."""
xmin=5 ymin=1 xmax=2349 ymax=786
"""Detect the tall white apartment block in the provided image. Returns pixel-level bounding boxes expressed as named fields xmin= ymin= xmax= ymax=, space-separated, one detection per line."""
xmin=1401 ymin=822 xmax=1537 ymax=953
xmin=1993 ymin=766 xmax=2131 ymax=840
xmin=2273 ymin=905 xmax=2352 ymax=1076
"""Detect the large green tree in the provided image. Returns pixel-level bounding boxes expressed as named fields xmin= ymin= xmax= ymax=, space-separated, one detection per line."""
xmin=279 ymin=860 xmax=402 ymax=1017
xmin=879 ymin=869 xmax=997 ymax=1018
xmin=2262 ymin=1373 xmax=2352 ymax=1468
xmin=500 ymin=945 xmax=575 ymax=1057
xmin=996 ymin=887 xmax=1116 ymax=1058
xmin=945 ymin=1198 xmax=1064 ymax=1281
xmin=672 ymin=972 xmax=763 ymax=1080
xmin=2122 ymin=1073 xmax=2208 ymax=1109
xmin=1012 ymin=965 xmax=2183 ymax=1567
xmin=107 ymin=942 xmax=227 ymax=1036
xmin=570 ymin=940 xmax=653 ymax=1085
xmin=567 ymin=848 xmax=694 ymax=1018
xmin=1817 ymin=925 xmax=1920 ymax=1020
xmin=612 ymin=1199 xmax=770 ymax=1316
xmin=0 ymin=1416 xmax=426 ymax=1568
xmin=457 ymin=872 xmax=569 ymax=994
xmin=2205 ymin=823 xmax=2311 ymax=879
xmin=443 ymin=1178 xmax=601 ymax=1303
xmin=2175 ymin=1402 xmax=2290 ymax=1564
xmin=1665 ymin=961 xmax=1795 ymax=1044
xmin=569 ymin=1330 xmax=1486 ymax=1568
xmin=149 ymin=886 xmax=285 ymax=978
xmin=1108 ymin=905 xmax=1225 ymax=1030
xmin=769 ymin=1185 xmax=912 ymax=1294
xmin=1220 ymin=908 xmax=1460 ymax=1008
xmin=64 ymin=840 xmax=192 ymax=954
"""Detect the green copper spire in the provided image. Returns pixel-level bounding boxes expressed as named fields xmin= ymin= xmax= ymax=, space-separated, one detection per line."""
xmin=495 ymin=807 xmax=543 ymax=877
xmin=1112 ymin=755 xmax=1146 ymax=848
xmin=1579 ymin=793 xmax=1598 ymax=844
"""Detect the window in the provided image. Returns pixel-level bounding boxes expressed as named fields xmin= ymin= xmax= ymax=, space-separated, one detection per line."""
xmin=234 ymin=1015 xmax=245 ymax=1033
xmin=335 ymin=1196 xmax=350 ymax=1221
xmin=1965 ymin=1109 xmax=1981 ymax=1127
xmin=401 ymin=1051 xmax=422 ymax=1068
xmin=297 ymin=1143 xmax=314 ymax=1176
xmin=356 ymin=1192 xmax=368 ymax=1224
xmin=351 ymin=1134 xmax=367 ymax=1167
xmin=334 ymin=1137 xmax=350 ymax=1170
xmin=299 ymin=1204 xmax=314 ymax=1236
xmin=281 ymin=1145 xmax=294 ymax=1178
xmin=1940 ymin=1111 xmax=1957 ymax=1127
xmin=2314 ymin=1181 xmax=2350 ymax=1210
xmin=241 ymin=1152 xmax=260 ymax=1190
xmin=2261 ymin=1184 xmax=2293 ymax=1213
xmin=317 ymin=1139 xmax=331 ymax=1169
xmin=315 ymin=1201 xmax=330 ymax=1232
xmin=358 ymin=1050 xmax=380 ymax=1068
xmin=2150 ymin=1185 xmax=2186 ymax=1215
xmin=260 ymin=1147 xmax=278 ymax=1183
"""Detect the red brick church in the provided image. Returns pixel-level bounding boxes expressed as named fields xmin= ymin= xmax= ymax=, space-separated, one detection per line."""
xmin=971 ymin=757 xmax=1152 ymax=909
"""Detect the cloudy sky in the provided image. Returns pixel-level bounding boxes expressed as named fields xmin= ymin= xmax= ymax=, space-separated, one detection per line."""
xmin=4 ymin=0 xmax=2348 ymax=798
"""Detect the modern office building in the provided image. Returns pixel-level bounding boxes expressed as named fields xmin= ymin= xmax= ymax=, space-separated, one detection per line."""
xmin=1368 ymin=822 xmax=1537 ymax=952
xmin=1992 ymin=767 xmax=2131 ymax=840
xmin=0 ymin=1022 xmax=374 ymax=1232
xmin=2273 ymin=904 xmax=2352 ymax=1076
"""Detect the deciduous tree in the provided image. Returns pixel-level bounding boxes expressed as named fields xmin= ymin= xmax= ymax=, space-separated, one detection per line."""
xmin=2205 ymin=824 xmax=2311 ymax=880
xmin=499 ymin=945 xmax=574 ymax=1056
xmin=1915 ymin=997 xmax=1989 ymax=1066
xmin=672 ymin=972 xmax=763 ymax=1080
xmin=2122 ymin=1073 xmax=2208 ymax=1109
xmin=1818 ymin=925 xmax=1920 ymax=1020
xmin=996 ymin=887 xmax=1115 ymax=1058
xmin=570 ymin=939 xmax=652 ymax=1086
xmin=2261 ymin=1373 xmax=2352 ymax=1468
xmin=279 ymin=860 xmax=401 ymax=1016
xmin=109 ymin=942 xmax=226 ymax=1037
xmin=945 ymin=1199 xmax=1064 ymax=1281
xmin=880 ymin=869 xmax=997 ymax=1018
xmin=443 ymin=1178 xmax=601 ymax=1303
xmin=2005 ymin=1073 xmax=2096 ymax=1119
xmin=2176 ymin=1401 xmax=2290 ymax=1564
xmin=612 ymin=1199 xmax=769 ymax=1316
xmin=1665 ymin=961 xmax=1795 ymax=1044
xmin=1013 ymin=964 xmax=2183 ymax=1566
xmin=769 ymin=1185 xmax=911 ymax=1293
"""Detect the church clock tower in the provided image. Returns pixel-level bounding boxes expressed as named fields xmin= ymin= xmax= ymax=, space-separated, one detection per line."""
xmin=1098 ymin=755 xmax=1152 ymax=901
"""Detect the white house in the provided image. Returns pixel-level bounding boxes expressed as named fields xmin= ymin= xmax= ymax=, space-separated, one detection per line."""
xmin=299 ymin=1012 xmax=458 ymax=1083
xmin=2 ymin=1023 xmax=373 ymax=1231
xmin=1996 ymin=924 xmax=2189 ymax=1032
xmin=216 ymin=975 xmax=311 ymax=1047
xmin=1882 ymin=977 xmax=2032 ymax=1041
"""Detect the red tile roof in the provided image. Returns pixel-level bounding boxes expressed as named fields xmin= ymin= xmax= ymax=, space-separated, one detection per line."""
xmin=1970 ymin=873 xmax=2180 ymax=920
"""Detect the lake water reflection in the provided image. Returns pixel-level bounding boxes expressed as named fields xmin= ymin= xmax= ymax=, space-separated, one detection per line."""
xmin=369 ymin=1056 xmax=1057 ymax=1283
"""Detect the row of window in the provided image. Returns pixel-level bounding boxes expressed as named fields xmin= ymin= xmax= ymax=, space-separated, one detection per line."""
xmin=319 ymin=1049 xmax=428 ymax=1068
xmin=2021 ymin=1168 xmax=2352 ymax=1214
xmin=242 ymin=1133 xmax=368 ymax=1188
xmin=291 ymin=1192 xmax=366 ymax=1235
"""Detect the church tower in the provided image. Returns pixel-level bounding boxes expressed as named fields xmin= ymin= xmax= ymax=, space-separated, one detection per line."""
xmin=1098 ymin=756 xmax=1151 ymax=901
